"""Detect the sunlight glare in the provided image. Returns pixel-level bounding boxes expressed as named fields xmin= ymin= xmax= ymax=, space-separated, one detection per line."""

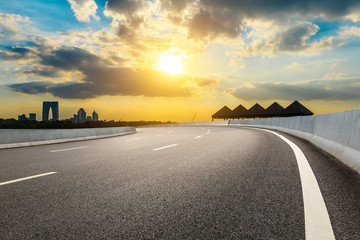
xmin=156 ymin=48 xmax=185 ymax=74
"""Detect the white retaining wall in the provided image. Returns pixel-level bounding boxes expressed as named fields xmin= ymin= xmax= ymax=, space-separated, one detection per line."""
xmin=229 ymin=109 xmax=360 ymax=175
xmin=0 ymin=127 xmax=136 ymax=149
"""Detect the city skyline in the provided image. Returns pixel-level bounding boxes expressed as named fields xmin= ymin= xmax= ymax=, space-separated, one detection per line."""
xmin=1 ymin=1 xmax=360 ymax=122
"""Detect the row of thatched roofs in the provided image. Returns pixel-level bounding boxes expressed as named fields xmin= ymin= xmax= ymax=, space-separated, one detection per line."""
xmin=212 ymin=101 xmax=313 ymax=120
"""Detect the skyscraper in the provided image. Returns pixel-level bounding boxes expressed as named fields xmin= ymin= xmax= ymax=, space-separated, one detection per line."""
xmin=77 ymin=108 xmax=86 ymax=123
xmin=92 ymin=111 xmax=98 ymax=121
xmin=42 ymin=101 xmax=59 ymax=121
xmin=29 ymin=113 xmax=36 ymax=121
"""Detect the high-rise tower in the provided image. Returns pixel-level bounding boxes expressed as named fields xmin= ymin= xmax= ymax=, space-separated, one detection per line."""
xmin=77 ymin=108 xmax=86 ymax=123
xmin=92 ymin=110 xmax=98 ymax=121
xmin=42 ymin=101 xmax=59 ymax=121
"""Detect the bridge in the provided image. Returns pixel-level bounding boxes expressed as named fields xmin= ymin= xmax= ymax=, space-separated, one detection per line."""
xmin=0 ymin=109 xmax=359 ymax=239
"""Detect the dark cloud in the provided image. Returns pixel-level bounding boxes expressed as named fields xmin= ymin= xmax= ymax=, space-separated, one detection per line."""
xmin=227 ymin=78 xmax=360 ymax=101
xmin=277 ymin=22 xmax=319 ymax=51
xmin=10 ymin=68 xmax=193 ymax=99
xmin=156 ymin=0 xmax=360 ymax=39
xmin=9 ymin=46 xmax=199 ymax=99
xmin=106 ymin=0 xmax=144 ymax=14
xmin=10 ymin=81 xmax=53 ymax=94
xmin=40 ymin=47 xmax=102 ymax=71
xmin=159 ymin=0 xmax=190 ymax=12
xmin=106 ymin=0 xmax=146 ymax=28
xmin=0 ymin=46 xmax=32 ymax=60
xmin=23 ymin=68 xmax=62 ymax=78
xmin=188 ymin=9 xmax=241 ymax=39
xmin=117 ymin=24 xmax=136 ymax=40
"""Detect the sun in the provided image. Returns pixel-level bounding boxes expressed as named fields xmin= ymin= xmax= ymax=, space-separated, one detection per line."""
xmin=156 ymin=48 xmax=185 ymax=74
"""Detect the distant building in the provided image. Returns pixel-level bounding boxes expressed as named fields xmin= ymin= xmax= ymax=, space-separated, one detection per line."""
xmin=92 ymin=111 xmax=98 ymax=121
xmin=42 ymin=101 xmax=59 ymax=121
xmin=86 ymin=116 xmax=92 ymax=121
xmin=77 ymin=108 xmax=86 ymax=123
xmin=69 ymin=114 xmax=77 ymax=123
xmin=18 ymin=114 xmax=27 ymax=120
xmin=28 ymin=113 xmax=36 ymax=121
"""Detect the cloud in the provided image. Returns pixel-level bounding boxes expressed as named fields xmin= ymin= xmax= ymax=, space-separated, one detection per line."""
xmin=154 ymin=0 xmax=360 ymax=40
xmin=339 ymin=26 xmax=360 ymax=37
xmin=67 ymin=0 xmax=99 ymax=22
xmin=226 ymin=78 xmax=360 ymax=101
xmin=0 ymin=46 xmax=33 ymax=60
xmin=23 ymin=68 xmax=62 ymax=78
xmin=10 ymin=81 xmax=52 ymax=95
xmin=39 ymin=47 xmax=102 ymax=71
xmin=187 ymin=9 xmax=242 ymax=40
xmin=277 ymin=22 xmax=319 ymax=52
xmin=0 ymin=12 xmax=31 ymax=40
xmin=10 ymin=68 xmax=195 ymax=99
xmin=104 ymin=0 xmax=149 ymax=27
xmin=228 ymin=22 xmax=344 ymax=60
xmin=9 ymin=46 xmax=217 ymax=99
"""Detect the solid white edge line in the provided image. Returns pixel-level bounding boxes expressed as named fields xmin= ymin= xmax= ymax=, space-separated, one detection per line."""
xmin=152 ymin=144 xmax=178 ymax=151
xmin=0 ymin=172 xmax=58 ymax=186
xmin=195 ymin=135 xmax=202 ymax=139
xmin=260 ymin=129 xmax=335 ymax=240
xmin=50 ymin=146 xmax=89 ymax=153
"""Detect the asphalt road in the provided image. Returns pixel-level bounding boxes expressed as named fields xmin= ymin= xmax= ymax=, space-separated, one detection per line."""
xmin=0 ymin=126 xmax=359 ymax=239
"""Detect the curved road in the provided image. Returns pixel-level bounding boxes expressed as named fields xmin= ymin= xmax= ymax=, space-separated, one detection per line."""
xmin=0 ymin=127 xmax=359 ymax=239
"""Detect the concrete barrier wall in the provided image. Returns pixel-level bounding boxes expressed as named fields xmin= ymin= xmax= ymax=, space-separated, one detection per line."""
xmin=0 ymin=127 xmax=136 ymax=149
xmin=229 ymin=109 xmax=360 ymax=175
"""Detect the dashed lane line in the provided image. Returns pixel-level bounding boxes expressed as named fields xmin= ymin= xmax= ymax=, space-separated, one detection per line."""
xmin=195 ymin=135 xmax=202 ymax=139
xmin=261 ymin=129 xmax=335 ymax=240
xmin=152 ymin=144 xmax=178 ymax=151
xmin=0 ymin=172 xmax=57 ymax=186
xmin=50 ymin=146 xmax=88 ymax=153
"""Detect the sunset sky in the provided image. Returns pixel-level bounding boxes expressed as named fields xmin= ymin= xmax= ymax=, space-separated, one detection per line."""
xmin=1 ymin=0 xmax=360 ymax=122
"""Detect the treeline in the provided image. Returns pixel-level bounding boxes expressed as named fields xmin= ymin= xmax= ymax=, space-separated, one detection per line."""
xmin=0 ymin=119 xmax=173 ymax=129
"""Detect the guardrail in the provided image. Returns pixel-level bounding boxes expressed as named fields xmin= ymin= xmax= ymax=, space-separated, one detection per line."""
xmin=0 ymin=127 xmax=136 ymax=149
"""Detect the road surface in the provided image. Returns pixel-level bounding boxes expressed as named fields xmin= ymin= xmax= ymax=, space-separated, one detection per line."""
xmin=1 ymin=126 xmax=359 ymax=239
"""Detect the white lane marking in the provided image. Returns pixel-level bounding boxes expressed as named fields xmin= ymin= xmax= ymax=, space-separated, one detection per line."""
xmin=206 ymin=131 xmax=210 ymax=134
xmin=261 ymin=129 xmax=335 ymax=240
xmin=126 ymin=138 xmax=140 ymax=142
xmin=50 ymin=146 xmax=89 ymax=153
xmin=167 ymin=131 xmax=173 ymax=134
xmin=152 ymin=144 xmax=178 ymax=151
xmin=0 ymin=172 xmax=57 ymax=186
xmin=195 ymin=135 xmax=202 ymax=139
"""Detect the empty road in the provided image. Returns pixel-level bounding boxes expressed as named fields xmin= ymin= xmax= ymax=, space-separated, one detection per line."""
xmin=0 ymin=126 xmax=359 ymax=239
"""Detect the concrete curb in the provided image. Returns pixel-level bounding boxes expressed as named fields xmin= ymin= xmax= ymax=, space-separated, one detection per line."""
xmin=0 ymin=127 xmax=136 ymax=150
